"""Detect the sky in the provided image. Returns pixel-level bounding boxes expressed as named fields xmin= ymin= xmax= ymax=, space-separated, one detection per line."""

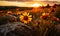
xmin=0 ymin=0 xmax=60 ymax=7
xmin=0 ymin=0 xmax=60 ymax=2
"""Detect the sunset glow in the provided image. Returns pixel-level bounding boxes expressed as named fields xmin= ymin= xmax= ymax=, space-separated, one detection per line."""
xmin=31 ymin=3 xmax=42 ymax=7
xmin=0 ymin=1 xmax=60 ymax=7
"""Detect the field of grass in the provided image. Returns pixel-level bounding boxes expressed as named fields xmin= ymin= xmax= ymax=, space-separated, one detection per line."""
xmin=0 ymin=4 xmax=60 ymax=36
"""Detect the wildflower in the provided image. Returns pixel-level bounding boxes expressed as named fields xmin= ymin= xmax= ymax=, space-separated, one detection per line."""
xmin=20 ymin=12 xmax=32 ymax=24
xmin=41 ymin=13 xmax=50 ymax=20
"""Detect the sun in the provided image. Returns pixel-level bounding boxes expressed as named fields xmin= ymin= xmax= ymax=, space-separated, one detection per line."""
xmin=31 ymin=3 xmax=42 ymax=7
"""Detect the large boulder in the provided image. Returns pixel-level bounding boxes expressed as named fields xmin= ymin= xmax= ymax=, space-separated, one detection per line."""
xmin=0 ymin=22 xmax=33 ymax=36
